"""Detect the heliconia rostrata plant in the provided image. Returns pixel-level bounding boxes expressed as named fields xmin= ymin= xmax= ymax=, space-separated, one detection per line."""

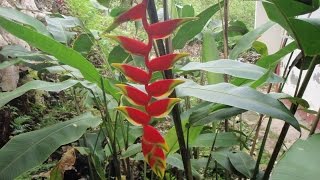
xmin=105 ymin=0 xmax=195 ymax=178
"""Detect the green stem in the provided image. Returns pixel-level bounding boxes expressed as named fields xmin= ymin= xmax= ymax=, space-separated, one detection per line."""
xmin=263 ymin=55 xmax=318 ymax=180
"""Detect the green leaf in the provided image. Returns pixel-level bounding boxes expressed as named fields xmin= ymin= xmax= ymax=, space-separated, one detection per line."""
xmin=173 ymin=2 xmax=222 ymax=49
xmin=108 ymin=45 xmax=131 ymax=64
xmin=0 ymin=113 xmax=101 ymax=179
xmin=0 ymin=16 xmax=118 ymax=99
xmin=229 ymin=21 xmax=274 ymax=59
xmin=202 ymin=32 xmax=224 ymax=84
xmin=191 ymin=133 xmax=239 ymax=148
xmin=252 ymin=41 xmax=268 ymax=57
xmin=190 ymin=106 xmax=246 ymax=126
xmin=181 ymin=5 xmax=195 ymax=17
xmin=180 ymin=59 xmax=282 ymax=83
xmin=263 ymin=1 xmax=320 ymax=55
xmin=165 ymin=119 xmax=203 ymax=154
xmin=228 ymin=151 xmax=255 ymax=178
xmin=257 ymin=42 xmax=298 ymax=68
xmin=0 ymin=80 xmax=78 ymax=108
xmin=167 ymin=153 xmax=201 ymax=178
xmin=46 ymin=16 xmax=81 ymax=43
xmin=121 ymin=143 xmax=142 ymax=159
xmin=0 ymin=59 xmax=21 ymax=69
xmin=271 ymin=134 xmax=320 ymax=180
xmin=212 ymin=149 xmax=234 ymax=172
xmin=73 ymin=33 xmax=95 ymax=56
xmin=0 ymin=7 xmax=50 ymax=36
xmin=176 ymin=80 xmax=300 ymax=131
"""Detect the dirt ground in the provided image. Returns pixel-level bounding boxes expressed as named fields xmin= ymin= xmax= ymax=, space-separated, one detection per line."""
xmin=243 ymin=111 xmax=313 ymax=155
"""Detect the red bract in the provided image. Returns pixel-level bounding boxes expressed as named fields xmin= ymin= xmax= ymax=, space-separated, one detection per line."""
xmin=116 ymin=106 xmax=151 ymax=126
xmin=112 ymin=63 xmax=151 ymax=84
xmin=148 ymin=18 xmax=197 ymax=39
xmin=146 ymin=79 xmax=184 ymax=98
xmin=107 ymin=35 xmax=149 ymax=56
xmin=106 ymin=3 xmax=146 ymax=32
xmin=116 ymin=84 xmax=150 ymax=106
xmin=148 ymin=53 xmax=188 ymax=72
xmin=147 ymin=98 xmax=181 ymax=118
xmin=142 ymin=125 xmax=169 ymax=151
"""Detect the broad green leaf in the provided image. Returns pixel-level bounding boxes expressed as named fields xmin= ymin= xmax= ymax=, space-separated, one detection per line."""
xmin=173 ymin=2 xmax=222 ymax=49
xmin=0 ymin=7 xmax=49 ymax=36
xmin=263 ymin=1 xmax=320 ymax=55
xmin=0 ymin=16 xmax=118 ymax=98
xmin=229 ymin=21 xmax=274 ymax=59
xmin=249 ymin=69 xmax=273 ymax=88
xmin=180 ymin=59 xmax=282 ymax=83
xmin=108 ymin=45 xmax=131 ymax=64
xmin=0 ymin=80 xmax=116 ymax=108
xmin=73 ymin=33 xmax=95 ymax=56
xmin=167 ymin=153 xmax=201 ymax=178
xmin=0 ymin=80 xmax=78 ymax=108
xmin=0 ymin=59 xmax=21 ymax=69
xmin=181 ymin=5 xmax=195 ymax=17
xmin=190 ymin=106 xmax=246 ymax=126
xmin=272 ymin=134 xmax=320 ymax=180
xmin=176 ymin=80 xmax=300 ymax=131
xmin=46 ymin=16 xmax=81 ymax=43
xmin=0 ymin=113 xmax=101 ymax=179
xmin=228 ymin=151 xmax=255 ymax=178
xmin=257 ymin=42 xmax=298 ymax=68
xmin=191 ymin=133 xmax=239 ymax=148
xmin=121 ymin=143 xmax=142 ymax=159
xmin=202 ymin=32 xmax=224 ymax=84
xmin=232 ymin=42 xmax=297 ymax=86
xmin=165 ymin=119 xmax=203 ymax=154
xmin=252 ymin=41 xmax=268 ymax=57
xmin=212 ymin=149 xmax=234 ymax=172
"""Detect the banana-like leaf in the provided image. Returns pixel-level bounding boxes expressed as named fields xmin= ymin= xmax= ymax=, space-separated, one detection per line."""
xmin=229 ymin=21 xmax=274 ymax=59
xmin=0 ymin=16 xmax=119 ymax=99
xmin=0 ymin=113 xmax=101 ymax=179
xmin=0 ymin=7 xmax=50 ymax=36
xmin=0 ymin=79 xmax=115 ymax=108
xmin=271 ymin=134 xmax=320 ymax=180
xmin=172 ymin=2 xmax=222 ymax=49
xmin=176 ymin=80 xmax=300 ymax=131
xmin=180 ymin=59 xmax=283 ymax=83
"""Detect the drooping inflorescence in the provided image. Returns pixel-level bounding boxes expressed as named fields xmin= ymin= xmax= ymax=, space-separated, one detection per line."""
xmin=106 ymin=0 xmax=194 ymax=177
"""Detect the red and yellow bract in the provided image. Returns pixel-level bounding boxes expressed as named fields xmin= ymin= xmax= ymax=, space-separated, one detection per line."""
xmin=107 ymin=0 xmax=195 ymax=178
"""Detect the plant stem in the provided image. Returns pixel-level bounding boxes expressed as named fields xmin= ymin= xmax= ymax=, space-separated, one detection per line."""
xmin=250 ymin=84 xmax=272 ymax=156
xmin=309 ymin=108 xmax=320 ymax=136
xmin=101 ymin=78 xmax=121 ymax=179
xmin=204 ymin=131 xmax=219 ymax=178
xmin=263 ymin=55 xmax=318 ymax=180
xmin=147 ymin=1 xmax=193 ymax=179
xmin=252 ymin=117 xmax=272 ymax=180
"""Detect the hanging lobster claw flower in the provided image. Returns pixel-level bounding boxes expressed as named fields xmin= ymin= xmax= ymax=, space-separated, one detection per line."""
xmin=112 ymin=63 xmax=151 ymax=84
xmin=146 ymin=79 xmax=184 ymax=99
xmin=116 ymin=84 xmax=150 ymax=106
xmin=148 ymin=53 xmax=188 ymax=72
xmin=142 ymin=125 xmax=168 ymax=178
xmin=147 ymin=98 xmax=181 ymax=118
xmin=142 ymin=142 xmax=166 ymax=178
xmin=116 ymin=106 xmax=151 ymax=126
xmin=147 ymin=18 xmax=197 ymax=39
xmin=106 ymin=3 xmax=146 ymax=32
xmin=106 ymin=35 xmax=149 ymax=56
